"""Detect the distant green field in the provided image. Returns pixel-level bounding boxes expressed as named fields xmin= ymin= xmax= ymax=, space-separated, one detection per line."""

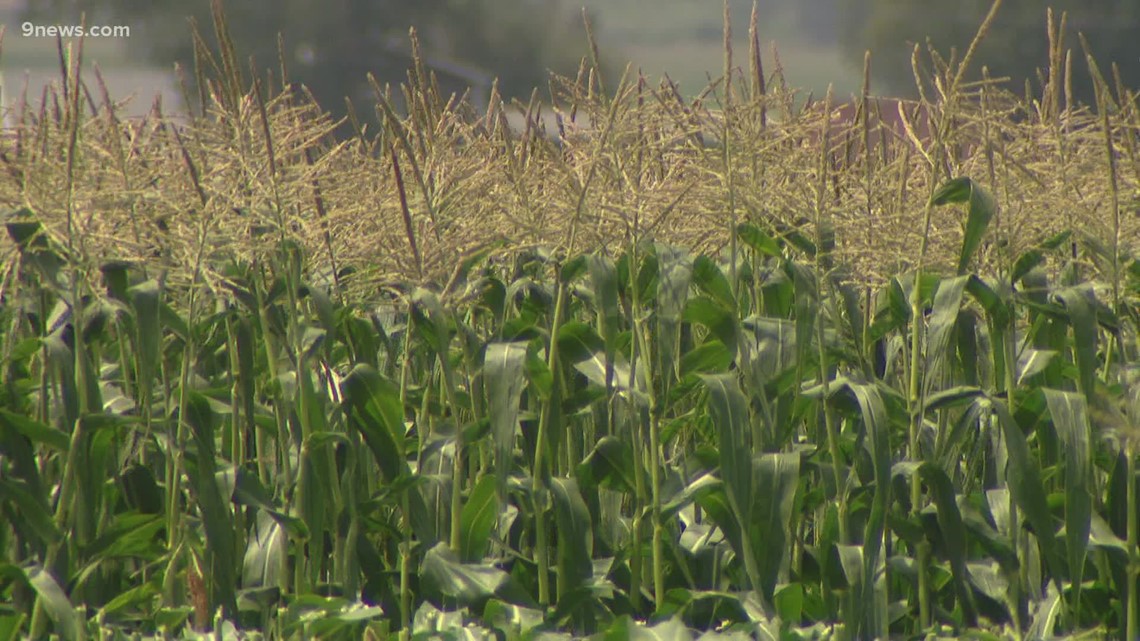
xmin=578 ymin=0 xmax=861 ymax=98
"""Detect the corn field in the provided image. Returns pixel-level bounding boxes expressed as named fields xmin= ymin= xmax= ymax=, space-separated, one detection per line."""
xmin=4 ymin=1 xmax=1140 ymax=639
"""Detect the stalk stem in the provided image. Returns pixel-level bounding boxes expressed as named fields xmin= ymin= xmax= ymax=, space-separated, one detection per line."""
xmin=400 ymin=495 xmax=413 ymax=641
xmin=629 ymin=421 xmax=645 ymax=612
xmin=442 ymin=353 xmax=464 ymax=554
xmin=532 ymin=274 xmax=568 ymax=606
xmin=649 ymin=410 xmax=664 ymax=608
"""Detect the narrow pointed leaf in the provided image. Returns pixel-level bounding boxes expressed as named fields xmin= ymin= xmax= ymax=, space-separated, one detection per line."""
xmin=182 ymin=392 xmax=238 ymax=620
xmin=736 ymin=222 xmax=781 ymax=257
xmin=1052 ymin=287 xmax=1097 ymax=400
xmin=750 ymin=452 xmax=800 ymax=601
xmin=924 ymin=276 xmax=967 ymax=398
xmin=685 ymin=298 xmax=739 ymax=360
xmin=1043 ymin=389 xmax=1092 ymax=604
xmin=24 ymin=563 xmax=80 ymax=641
xmin=657 ymin=245 xmax=693 ymax=387
xmin=127 ymin=279 xmax=162 ymax=396
xmin=485 ymin=342 xmax=528 ymax=498
xmin=421 ymin=543 xmax=508 ymax=606
xmin=988 ymin=398 xmax=1065 ymax=591
xmin=840 ymin=381 xmax=892 ymax=638
xmin=700 ymin=374 xmax=752 ymax=528
xmin=692 ymin=254 xmax=736 ymax=310
xmin=930 ymin=177 xmax=996 ymax=275
xmin=340 ymin=365 xmax=407 ymax=482
xmin=894 ymin=462 xmax=977 ymax=624
xmin=550 ymin=477 xmax=593 ymax=592
xmin=459 ymin=475 xmax=500 ymax=562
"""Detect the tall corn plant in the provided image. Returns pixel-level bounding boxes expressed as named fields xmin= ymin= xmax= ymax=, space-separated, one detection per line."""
xmin=6 ymin=2 xmax=1140 ymax=639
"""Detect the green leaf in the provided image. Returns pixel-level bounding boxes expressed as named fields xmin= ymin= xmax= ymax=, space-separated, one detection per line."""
xmin=232 ymin=467 xmax=309 ymax=538
xmin=181 ymin=392 xmax=238 ymax=620
xmin=119 ymin=464 xmax=164 ymax=515
xmin=656 ymin=244 xmax=693 ymax=388
xmin=1088 ymin=512 xmax=1127 ymax=557
xmin=1025 ymin=583 xmax=1064 ymax=641
xmin=664 ymin=589 xmax=753 ymax=629
xmin=550 ymin=477 xmax=593 ymax=593
xmin=577 ymin=435 xmax=637 ymax=494
xmin=4 ymin=211 xmax=68 ymax=293
xmin=98 ymin=579 xmax=161 ymax=618
xmin=561 ymin=254 xmax=589 ymax=283
xmin=679 ymin=340 xmax=733 ymax=378
xmin=100 ymin=260 xmax=132 ymax=301
xmin=736 ymin=222 xmax=781 ymax=257
xmin=421 ymin=543 xmax=523 ymax=607
xmin=961 ymin=502 xmax=1019 ymax=575
xmin=459 ymin=475 xmax=500 ymax=562
xmin=483 ymin=599 xmax=544 ymax=636
xmin=834 ymin=544 xmax=864 ymax=593
xmin=0 ymin=479 xmax=61 ymax=545
xmin=635 ymin=250 xmax=660 ymax=306
xmin=341 ymin=365 xmax=407 ymax=482
xmin=937 ymin=176 xmax=995 ymax=275
xmin=241 ymin=510 xmax=287 ymax=590
xmin=1052 ymin=286 xmax=1098 ymax=400
xmin=750 ymin=452 xmax=801 ymax=602
xmin=602 ymin=614 xmax=693 ymax=640
xmin=1043 ymin=389 xmax=1092 ymax=607
xmin=661 ymin=472 xmax=722 ymax=522
xmin=81 ymin=513 xmax=165 ymax=565
xmin=588 ymin=254 xmax=622 ymax=348
xmin=158 ymin=301 xmax=190 ymax=342
xmin=695 ymin=483 xmax=746 ymax=581
xmin=966 ymin=562 xmax=1010 ymax=618
xmin=410 ymin=288 xmax=452 ymax=356
xmin=988 ymin=397 xmax=1065 ymax=593
xmin=790 ymin=263 xmax=818 ymax=377
xmin=526 ymin=346 xmax=554 ymax=400
xmin=299 ymin=282 xmax=337 ymax=338
xmin=127 ymin=279 xmax=162 ymax=403
xmin=484 ymin=342 xmax=528 ymax=499
xmin=700 ymin=374 xmax=752 ymax=530
xmin=557 ymin=322 xmax=606 ymax=364
xmin=742 ymin=317 xmax=798 ymax=384
xmin=966 ymin=275 xmax=1010 ymax=328
xmin=18 ymin=562 xmax=81 ymax=641
xmin=924 ymin=276 xmax=967 ymax=399
xmin=774 ymin=583 xmax=804 ymax=623
xmin=691 ymin=255 xmax=736 ymax=311
xmin=574 ymin=353 xmax=647 ymax=406
xmin=778 ymin=223 xmax=817 ymax=257
xmin=839 ymin=381 xmax=892 ymax=638
xmin=893 ymin=462 xmax=977 ymax=624
xmin=686 ymin=298 xmax=739 ymax=361
xmin=0 ymin=410 xmax=60 ymax=545
xmin=926 ymin=386 xmax=985 ymax=412
xmin=0 ymin=409 xmax=69 ymax=452
xmin=935 ymin=395 xmax=986 ymax=467
xmin=1011 ymin=249 xmax=1044 ymax=284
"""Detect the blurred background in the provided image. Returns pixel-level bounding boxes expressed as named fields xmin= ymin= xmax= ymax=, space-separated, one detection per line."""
xmin=2 ymin=0 xmax=1138 ymax=124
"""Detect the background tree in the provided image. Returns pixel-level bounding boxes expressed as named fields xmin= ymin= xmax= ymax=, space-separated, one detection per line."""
xmin=31 ymin=0 xmax=601 ymax=120
xmin=847 ymin=0 xmax=1140 ymax=105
